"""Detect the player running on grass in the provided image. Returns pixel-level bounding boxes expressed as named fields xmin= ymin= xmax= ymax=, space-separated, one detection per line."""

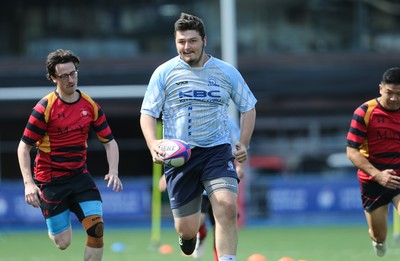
xmin=347 ymin=67 xmax=400 ymax=257
xmin=140 ymin=13 xmax=256 ymax=261
xmin=17 ymin=49 xmax=123 ymax=261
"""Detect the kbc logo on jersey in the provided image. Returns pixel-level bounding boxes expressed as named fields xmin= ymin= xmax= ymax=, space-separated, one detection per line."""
xmin=178 ymin=90 xmax=221 ymax=98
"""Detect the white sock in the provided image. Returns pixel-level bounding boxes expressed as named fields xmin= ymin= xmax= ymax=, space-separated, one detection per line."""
xmin=218 ymin=255 xmax=236 ymax=261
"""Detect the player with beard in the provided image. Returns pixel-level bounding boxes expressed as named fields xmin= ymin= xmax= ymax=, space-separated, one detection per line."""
xmin=140 ymin=13 xmax=256 ymax=261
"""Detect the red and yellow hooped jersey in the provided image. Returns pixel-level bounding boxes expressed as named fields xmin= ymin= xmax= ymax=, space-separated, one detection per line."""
xmin=21 ymin=90 xmax=114 ymax=183
xmin=347 ymin=98 xmax=400 ymax=182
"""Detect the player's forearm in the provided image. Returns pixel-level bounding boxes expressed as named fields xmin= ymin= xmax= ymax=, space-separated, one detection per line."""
xmin=346 ymin=146 xmax=381 ymax=177
xmin=104 ymin=139 xmax=119 ymax=175
xmin=239 ymin=108 xmax=256 ymax=147
xmin=17 ymin=141 xmax=35 ymax=185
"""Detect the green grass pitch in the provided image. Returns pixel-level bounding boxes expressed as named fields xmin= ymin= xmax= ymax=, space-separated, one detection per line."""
xmin=0 ymin=225 xmax=399 ymax=261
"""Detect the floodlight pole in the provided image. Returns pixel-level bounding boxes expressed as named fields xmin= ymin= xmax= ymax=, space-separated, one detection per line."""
xmin=221 ymin=0 xmax=237 ymax=67
xmin=220 ymin=0 xmax=239 ymax=124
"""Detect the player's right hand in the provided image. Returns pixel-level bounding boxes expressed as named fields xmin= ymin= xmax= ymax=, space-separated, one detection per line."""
xmin=24 ymin=182 xmax=41 ymax=208
xmin=149 ymin=139 xmax=166 ymax=164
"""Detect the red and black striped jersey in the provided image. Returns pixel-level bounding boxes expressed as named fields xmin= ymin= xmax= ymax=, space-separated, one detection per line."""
xmin=21 ymin=90 xmax=114 ymax=183
xmin=346 ymin=98 xmax=400 ymax=182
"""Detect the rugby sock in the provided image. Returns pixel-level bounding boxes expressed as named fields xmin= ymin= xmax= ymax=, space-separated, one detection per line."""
xmin=218 ymin=255 xmax=236 ymax=261
xmin=198 ymin=222 xmax=207 ymax=240
xmin=213 ymin=242 xmax=218 ymax=260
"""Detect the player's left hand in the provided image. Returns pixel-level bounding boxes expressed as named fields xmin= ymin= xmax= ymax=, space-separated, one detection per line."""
xmin=104 ymin=173 xmax=123 ymax=192
xmin=374 ymin=169 xmax=400 ymax=190
xmin=234 ymin=142 xmax=248 ymax=163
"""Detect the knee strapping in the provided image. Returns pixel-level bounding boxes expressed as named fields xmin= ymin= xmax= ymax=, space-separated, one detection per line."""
xmin=82 ymin=215 xmax=104 ymax=248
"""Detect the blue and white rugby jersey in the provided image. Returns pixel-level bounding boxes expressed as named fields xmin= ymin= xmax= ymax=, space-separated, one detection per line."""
xmin=140 ymin=55 xmax=257 ymax=147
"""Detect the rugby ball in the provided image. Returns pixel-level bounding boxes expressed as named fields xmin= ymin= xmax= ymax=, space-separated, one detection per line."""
xmin=158 ymin=139 xmax=191 ymax=167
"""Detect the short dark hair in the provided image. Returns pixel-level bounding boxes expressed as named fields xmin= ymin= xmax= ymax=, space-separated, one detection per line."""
xmin=382 ymin=67 xmax=400 ymax=84
xmin=46 ymin=49 xmax=80 ymax=80
xmin=174 ymin=13 xmax=206 ymax=39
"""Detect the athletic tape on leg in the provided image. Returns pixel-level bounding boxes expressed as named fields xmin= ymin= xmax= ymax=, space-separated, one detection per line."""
xmin=82 ymin=215 xmax=104 ymax=248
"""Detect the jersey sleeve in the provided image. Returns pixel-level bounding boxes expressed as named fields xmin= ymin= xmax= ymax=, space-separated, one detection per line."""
xmin=140 ymin=64 xmax=168 ymax=118
xmin=346 ymin=104 xmax=368 ymax=149
xmin=21 ymin=98 xmax=48 ymax=145
xmin=227 ymin=65 xmax=257 ymax=113
xmin=91 ymin=103 xmax=114 ymax=143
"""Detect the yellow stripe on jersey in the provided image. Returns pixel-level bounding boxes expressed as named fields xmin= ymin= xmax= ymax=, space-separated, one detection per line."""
xmin=81 ymin=91 xmax=98 ymax=121
xmin=359 ymin=99 xmax=378 ymax=158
